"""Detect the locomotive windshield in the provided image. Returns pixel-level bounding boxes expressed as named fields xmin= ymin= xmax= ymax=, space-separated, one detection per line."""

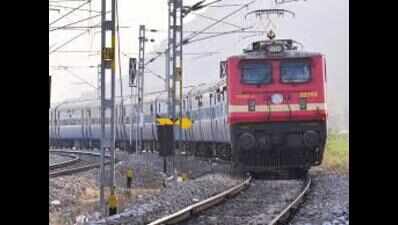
xmin=280 ymin=62 xmax=311 ymax=83
xmin=241 ymin=63 xmax=272 ymax=85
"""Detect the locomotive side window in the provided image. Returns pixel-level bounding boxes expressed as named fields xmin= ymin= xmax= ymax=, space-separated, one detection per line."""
xmin=241 ymin=63 xmax=272 ymax=85
xmin=280 ymin=61 xmax=311 ymax=83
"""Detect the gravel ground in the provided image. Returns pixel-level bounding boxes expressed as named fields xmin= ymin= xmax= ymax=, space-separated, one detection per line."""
xmin=49 ymin=149 xmax=232 ymax=225
xmin=50 ymin=153 xmax=74 ymax=165
xmin=288 ymin=168 xmax=349 ymax=225
xmin=50 ymin=149 xmax=349 ymax=225
xmin=88 ymin=173 xmax=241 ymax=225
xmin=179 ymin=179 xmax=304 ymax=225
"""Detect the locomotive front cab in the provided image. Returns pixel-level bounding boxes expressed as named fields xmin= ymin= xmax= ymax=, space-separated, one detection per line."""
xmin=226 ymin=40 xmax=328 ymax=174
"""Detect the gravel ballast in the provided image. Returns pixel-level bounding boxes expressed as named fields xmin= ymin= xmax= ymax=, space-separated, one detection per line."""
xmin=289 ymin=168 xmax=349 ymax=225
xmin=180 ymin=179 xmax=304 ymax=225
xmin=88 ymin=173 xmax=240 ymax=225
xmin=49 ymin=149 xmax=349 ymax=225
xmin=50 ymin=150 xmax=232 ymax=225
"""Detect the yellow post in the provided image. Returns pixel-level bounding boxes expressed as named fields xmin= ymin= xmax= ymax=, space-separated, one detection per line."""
xmin=107 ymin=186 xmax=118 ymax=216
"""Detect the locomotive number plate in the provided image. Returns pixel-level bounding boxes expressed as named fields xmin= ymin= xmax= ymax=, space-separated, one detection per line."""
xmin=299 ymin=91 xmax=318 ymax=98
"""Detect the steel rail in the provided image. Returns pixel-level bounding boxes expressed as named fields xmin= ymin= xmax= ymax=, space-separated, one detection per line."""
xmin=49 ymin=150 xmax=110 ymax=157
xmin=267 ymin=176 xmax=312 ymax=225
xmin=49 ymin=161 xmax=111 ymax=178
xmin=49 ymin=150 xmax=112 ymax=178
xmin=148 ymin=175 xmax=310 ymax=225
xmin=147 ymin=176 xmax=252 ymax=225
xmin=49 ymin=153 xmax=80 ymax=170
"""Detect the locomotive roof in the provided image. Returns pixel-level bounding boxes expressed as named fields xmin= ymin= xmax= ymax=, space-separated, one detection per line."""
xmin=231 ymin=50 xmax=322 ymax=60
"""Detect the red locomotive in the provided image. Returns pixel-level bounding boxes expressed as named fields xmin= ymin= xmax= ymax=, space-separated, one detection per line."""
xmin=224 ymin=38 xmax=327 ymax=175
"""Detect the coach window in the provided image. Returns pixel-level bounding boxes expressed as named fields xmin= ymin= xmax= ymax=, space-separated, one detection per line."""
xmin=280 ymin=61 xmax=311 ymax=83
xmin=241 ymin=63 xmax=272 ymax=85
xmin=197 ymin=96 xmax=202 ymax=107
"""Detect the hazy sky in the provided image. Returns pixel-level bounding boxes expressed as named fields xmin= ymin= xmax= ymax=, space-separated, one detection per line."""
xmin=49 ymin=0 xmax=349 ymax=112
xmin=50 ymin=0 xmax=202 ymax=103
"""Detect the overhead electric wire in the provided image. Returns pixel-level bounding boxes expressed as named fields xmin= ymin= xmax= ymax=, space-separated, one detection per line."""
xmin=51 ymin=65 xmax=97 ymax=69
xmin=50 ymin=13 xmax=109 ymax=32
xmin=145 ymin=68 xmax=166 ymax=81
xmin=50 ymin=25 xmax=128 ymax=30
xmin=49 ymin=0 xmax=92 ymax=26
xmin=190 ymin=12 xmax=244 ymax=29
xmin=50 ymin=8 xmax=61 ymax=12
xmin=49 ymin=29 xmax=91 ymax=55
xmin=62 ymin=68 xmax=97 ymax=89
xmin=188 ymin=27 xmax=255 ymax=44
xmin=49 ymin=0 xmax=88 ymax=2
xmin=144 ymin=0 xmax=257 ymax=67
xmin=209 ymin=4 xmax=244 ymax=7
xmin=184 ymin=0 xmax=256 ymax=41
xmin=49 ymin=4 xmax=102 ymax=13
xmin=51 ymin=50 xmax=100 ymax=53
xmin=49 ymin=42 xmax=58 ymax=51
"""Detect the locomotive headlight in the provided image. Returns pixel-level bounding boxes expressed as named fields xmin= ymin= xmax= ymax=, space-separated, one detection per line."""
xmin=266 ymin=44 xmax=283 ymax=54
xmin=238 ymin=132 xmax=256 ymax=151
xmin=271 ymin=93 xmax=284 ymax=104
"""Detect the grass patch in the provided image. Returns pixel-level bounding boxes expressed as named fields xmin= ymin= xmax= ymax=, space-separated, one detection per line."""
xmin=322 ymin=132 xmax=349 ymax=173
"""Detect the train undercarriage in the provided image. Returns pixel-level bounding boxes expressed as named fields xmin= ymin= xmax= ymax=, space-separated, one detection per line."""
xmin=230 ymin=121 xmax=327 ymax=176
xmin=49 ymin=120 xmax=325 ymax=178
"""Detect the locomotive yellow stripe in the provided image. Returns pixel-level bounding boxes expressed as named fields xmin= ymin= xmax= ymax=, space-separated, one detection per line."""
xmin=229 ymin=103 xmax=326 ymax=113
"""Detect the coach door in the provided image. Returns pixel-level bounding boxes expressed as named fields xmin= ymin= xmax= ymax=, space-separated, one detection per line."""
xmin=87 ymin=108 xmax=92 ymax=139
xmin=81 ymin=109 xmax=86 ymax=141
xmin=209 ymin=93 xmax=215 ymax=143
xmin=122 ymin=105 xmax=127 ymax=141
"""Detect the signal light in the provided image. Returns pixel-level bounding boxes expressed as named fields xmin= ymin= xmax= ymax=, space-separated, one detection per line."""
xmin=129 ymin=58 xmax=137 ymax=87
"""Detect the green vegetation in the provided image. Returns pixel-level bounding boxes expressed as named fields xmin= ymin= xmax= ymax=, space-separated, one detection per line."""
xmin=322 ymin=132 xmax=349 ymax=173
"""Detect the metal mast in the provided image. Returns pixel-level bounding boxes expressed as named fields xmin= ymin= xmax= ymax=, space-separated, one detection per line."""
xmin=99 ymin=0 xmax=116 ymax=212
xmin=97 ymin=64 xmax=101 ymax=101
xmin=166 ymin=0 xmax=183 ymax=147
xmin=137 ymin=25 xmax=146 ymax=152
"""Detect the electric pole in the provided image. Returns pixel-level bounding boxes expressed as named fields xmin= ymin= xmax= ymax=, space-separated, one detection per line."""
xmin=128 ymin=58 xmax=137 ymax=152
xmin=99 ymin=0 xmax=116 ymax=214
xmin=166 ymin=0 xmax=184 ymax=157
xmin=137 ymin=25 xmax=145 ymax=153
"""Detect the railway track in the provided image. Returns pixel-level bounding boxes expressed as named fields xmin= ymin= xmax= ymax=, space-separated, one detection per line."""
xmin=148 ymin=175 xmax=311 ymax=225
xmin=49 ymin=152 xmax=80 ymax=170
xmin=49 ymin=150 xmax=111 ymax=178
